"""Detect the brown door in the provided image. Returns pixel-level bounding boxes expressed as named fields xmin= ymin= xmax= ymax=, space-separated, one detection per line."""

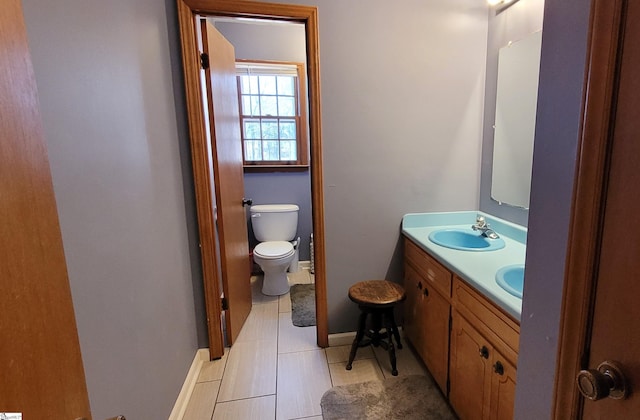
xmin=0 ymin=1 xmax=91 ymax=418
xmin=579 ymin=0 xmax=640 ymax=416
xmin=555 ymin=0 xmax=640 ymax=417
xmin=201 ymin=21 xmax=252 ymax=346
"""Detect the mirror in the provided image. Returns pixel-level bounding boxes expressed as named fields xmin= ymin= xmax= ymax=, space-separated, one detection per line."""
xmin=490 ymin=31 xmax=542 ymax=209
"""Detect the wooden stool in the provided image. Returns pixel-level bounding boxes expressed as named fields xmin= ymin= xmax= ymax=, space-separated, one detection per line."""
xmin=345 ymin=280 xmax=406 ymax=376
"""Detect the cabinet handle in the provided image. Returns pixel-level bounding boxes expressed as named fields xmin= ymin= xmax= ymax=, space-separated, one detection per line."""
xmin=479 ymin=346 xmax=489 ymax=359
xmin=493 ymin=361 xmax=505 ymax=376
xmin=417 ymin=281 xmax=422 ymax=290
xmin=423 ymin=287 xmax=429 ymax=297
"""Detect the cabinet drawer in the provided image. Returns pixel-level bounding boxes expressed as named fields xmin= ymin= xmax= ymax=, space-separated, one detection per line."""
xmin=404 ymin=238 xmax=452 ymax=298
xmin=452 ymin=277 xmax=519 ymax=360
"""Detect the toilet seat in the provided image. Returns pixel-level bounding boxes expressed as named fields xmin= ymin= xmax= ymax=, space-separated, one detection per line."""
xmin=254 ymin=241 xmax=294 ymax=260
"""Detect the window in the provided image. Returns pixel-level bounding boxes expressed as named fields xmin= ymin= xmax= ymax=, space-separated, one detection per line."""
xmin=236 ymin=61 xmax=308 ymax=168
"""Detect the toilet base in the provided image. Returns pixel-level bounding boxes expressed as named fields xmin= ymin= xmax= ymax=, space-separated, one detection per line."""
xmin=261 ymin=270 xmax=290 ymax=296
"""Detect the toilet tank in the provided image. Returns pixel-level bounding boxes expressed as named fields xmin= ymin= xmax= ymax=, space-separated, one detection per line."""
xmin=250 ymin=204 xmax=299 ymax=242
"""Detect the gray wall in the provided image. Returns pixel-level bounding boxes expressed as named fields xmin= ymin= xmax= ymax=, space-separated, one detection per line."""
xmin=272 ymin=0 xmax=489 ymax=333
xmin=479 ymin=0 xmax=545 ymax=227
xmin=514 ymin=0 xmax=591 ymax=417
xmin=21 ymin=0 xmax=201 ymax=418
xmin=215 ymin=21 xmax=313 ymax=260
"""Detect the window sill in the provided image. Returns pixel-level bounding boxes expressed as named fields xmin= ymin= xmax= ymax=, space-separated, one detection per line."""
xmin=243 ymin=165 xmax=310 ymax=173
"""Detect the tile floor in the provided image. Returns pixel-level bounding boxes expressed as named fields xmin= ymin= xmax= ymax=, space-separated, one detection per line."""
xmin=183 ymin=269 xmax=428 ymax=420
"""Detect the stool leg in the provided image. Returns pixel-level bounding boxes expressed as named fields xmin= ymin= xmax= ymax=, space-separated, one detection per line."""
xmin=383 ymin=311 xmax=398 ymax=376
xmin=387 ymin=310 xmax=403 ymax=350
xmin=346 ymin=310 xmax=368 ymax=370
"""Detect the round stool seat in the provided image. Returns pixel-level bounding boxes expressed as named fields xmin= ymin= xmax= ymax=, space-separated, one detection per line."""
xmin=348 ymin=280 xmax=406 ymax=308
xmin=345 ymin=280 xmax=406 ymax=376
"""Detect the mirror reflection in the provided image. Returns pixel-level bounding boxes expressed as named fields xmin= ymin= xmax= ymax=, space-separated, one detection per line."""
xmin=491 ymin=31 xmax=542 ymax=209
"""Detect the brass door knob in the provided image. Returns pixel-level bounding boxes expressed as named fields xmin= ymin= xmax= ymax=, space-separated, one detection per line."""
xmin=576 ymin=361 xmax=628 ymax=401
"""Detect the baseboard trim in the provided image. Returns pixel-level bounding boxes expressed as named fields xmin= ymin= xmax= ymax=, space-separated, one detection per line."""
xmin=298 ymin=260 xmax=311 ymax=270
xmin=169 ymin=348 xmax=209 ymax=420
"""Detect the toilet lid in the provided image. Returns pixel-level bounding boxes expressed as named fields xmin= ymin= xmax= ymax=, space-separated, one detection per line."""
xmin=254 ymin=241 xmax=294 ymax=259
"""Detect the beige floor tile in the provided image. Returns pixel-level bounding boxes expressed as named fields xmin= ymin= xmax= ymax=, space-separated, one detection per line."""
xmin=328 ymin=358 xmax=384 ymax=387
xmin=325 ymin=344 xmax=374 ymax=364
xmin=183 ymin=380 xmax=220 ymax=420
xmin=217 ymin=339 xmax=277 ymax=402
xmin=212 ymin=395 xmax=276 ymax=420
xmin=277 ymin=313 xmax=318 ymax=354
xmin=372 ymin=343 xmax=427 ymax=379
xmin=198 ymin=348 xmax=230 ymax=382
xmin=278 ymin=292 xmax=291 ymax=313
xmin=235 ymin=300 xmax=279 ymax=343
xmin=287 ymin=269 xmax=311 ymax=284
xmin=276 ymin=349 xmax=332 ymax=420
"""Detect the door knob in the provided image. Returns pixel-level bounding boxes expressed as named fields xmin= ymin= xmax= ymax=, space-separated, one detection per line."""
xmin=576 ymin=360 xmax=628 ymax=401
xmin=242 ymin=198 xmax=253 ymax=207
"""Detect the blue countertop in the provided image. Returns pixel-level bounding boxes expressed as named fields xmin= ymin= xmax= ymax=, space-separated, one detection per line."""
xmin=402 ymin=211 xmax=526 ymax=321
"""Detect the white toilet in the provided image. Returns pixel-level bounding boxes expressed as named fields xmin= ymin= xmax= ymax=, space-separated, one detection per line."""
xmin=250 ymin=204 xmax=299 ymax=296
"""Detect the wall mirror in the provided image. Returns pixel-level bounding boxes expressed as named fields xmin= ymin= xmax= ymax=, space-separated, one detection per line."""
xmin=490 ymin=30 xmax=542 ymax=209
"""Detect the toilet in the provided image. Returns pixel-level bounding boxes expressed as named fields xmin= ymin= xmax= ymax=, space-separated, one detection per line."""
xmin=250 ymin=204 xmax=299 ymax=296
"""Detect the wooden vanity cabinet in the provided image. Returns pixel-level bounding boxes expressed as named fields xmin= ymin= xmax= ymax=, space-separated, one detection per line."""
xmin=450 ymin=277 xmax=519 ymax=420
xmin=402 ymin=237 xmax=520 ymax=419
xmin=403 ymin=238 xmax=452 ymax=393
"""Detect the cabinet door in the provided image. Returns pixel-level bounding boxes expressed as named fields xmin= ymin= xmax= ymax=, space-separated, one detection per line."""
xmin=403 ymin=263 xmax=424 ymax=352
xmin=450 ymin=311 xmax=492 ymax=420
xmin=489 ymin=352 xmax=516 ymax=420
xmin=420 ymin=278 xmax=451 ymax=393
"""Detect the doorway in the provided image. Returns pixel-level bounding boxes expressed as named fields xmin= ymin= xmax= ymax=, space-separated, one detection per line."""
xmin=176 ymin=0 xmax=328 ymax=355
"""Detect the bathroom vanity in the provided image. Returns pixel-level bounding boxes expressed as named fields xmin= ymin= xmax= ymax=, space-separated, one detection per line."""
xmin=402 ymin=211 xmax=525 ymax=420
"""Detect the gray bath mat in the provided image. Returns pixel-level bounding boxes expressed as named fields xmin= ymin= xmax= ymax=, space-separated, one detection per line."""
xmin=321 ymin=374 xmax=456 ymax=420
xmin=290 ymin=283 xmax=316 ymax=327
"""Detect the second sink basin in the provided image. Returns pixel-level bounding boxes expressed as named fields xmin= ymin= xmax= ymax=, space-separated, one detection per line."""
xmin=428 ymin=228 xmax=506 ymax=252
xmin=495 ymin=264 xmax=525 ymax=298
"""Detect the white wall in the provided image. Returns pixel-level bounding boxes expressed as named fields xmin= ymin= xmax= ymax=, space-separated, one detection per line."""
xmin=21 ymin=0 xmax=199 ymax=418
xmin=273 ymin=0 xmax=489 ymax=332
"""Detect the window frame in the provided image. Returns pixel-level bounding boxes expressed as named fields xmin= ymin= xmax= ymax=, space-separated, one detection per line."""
xmin=236 ymin=59 xmax=309 ymax=170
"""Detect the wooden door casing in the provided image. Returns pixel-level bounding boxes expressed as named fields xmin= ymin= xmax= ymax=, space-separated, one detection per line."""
xmin=0 ymin=1 xmax=91 ymax=417
xmin=176 ymin=0 xmax=328 ymax=349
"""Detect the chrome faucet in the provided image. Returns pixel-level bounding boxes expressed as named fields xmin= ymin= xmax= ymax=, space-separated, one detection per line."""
xmin=472 ymin=215 xmax=500 ymax=239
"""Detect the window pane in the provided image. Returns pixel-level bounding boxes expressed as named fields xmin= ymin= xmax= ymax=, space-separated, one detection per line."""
xmin=262 ymin=140 xmax=279 ymax=160
xmin=242 ymin=95 xmax=260 ymax=116
xmin=277 ymin=76 xmax=294 ymax=96
xmin=280 ymin=141 xmax=297 ymax=160
xmin=240 ymin=75 xmax=259 ymax=94
xmin=279 ymin=120 xmax=296 ymax=139
xmin=278 ymin=97 xmax=295 ymax=116
xmin=259 ymin=76 xmax=276 ymax=95
xmin=260 ymin=96 xmax=277 ymax=116
xmin=243 ymin=119 xmax=261 ymax=139
xmin=244 ymin=140 xmax=261 ymax=160
xmin=261 ymin=120 xmax=278 ymax=139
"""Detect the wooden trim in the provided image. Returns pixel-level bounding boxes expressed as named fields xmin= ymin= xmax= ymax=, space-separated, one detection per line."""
xmin=177 ymin=0 xmax=328 ymax=348
xmin=552 ymin=0 xmax=626 ymax=417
